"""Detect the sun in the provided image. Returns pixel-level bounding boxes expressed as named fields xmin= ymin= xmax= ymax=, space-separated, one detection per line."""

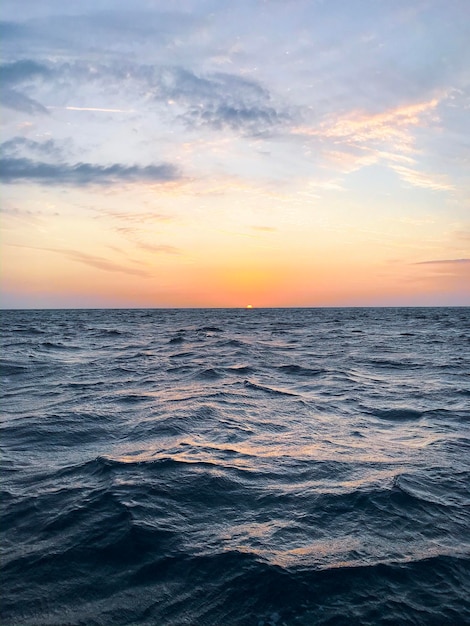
xmin=246 ymin=304 xmax=253 ymax=309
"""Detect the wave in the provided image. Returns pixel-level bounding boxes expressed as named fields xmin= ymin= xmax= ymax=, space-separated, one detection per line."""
xmin=225 ymin=365 xmax=255 ymax=374
xmin=166 ymin=364 xmax=194 ymax=374
xmin=218 ymin=338 xmax=250 ymax=348
xmin=394 ymin=471 xmax=470 ymax=507
xmin=169 ymin=351 xmax=196 ymax=359
xmin=2 ymin=307 xmax=469 ymax=626
xmin=0 ymin=360 xmax=28 ymax=376
xmin=362 ymin=406 xmax=468 ymax=423
xmin=39 ymin=340 xmax=79 ymax=350
xmin=115 ymin=393 xmax=155 ymax=404
xmin=197 ymin=326 xmax=225 ymax=333
xmin=2 ymin=525 xmax=468 ymax=626
xmin=97 ymin=328 xmax=128 ymax=337
xmin=192 ymin=367 xmax=223 ymax=380
xmin=367 ymin=407 xmax=424 ymax=421
xmin=168 ymin=335 xmax=185 ymax=344
xmin=243 ymin=379 xmax=298 ymax=397
xmin=366 ymin=358 xmax=422 ymax=369
xmin=276 ymin=364 xmax=327 ymax=377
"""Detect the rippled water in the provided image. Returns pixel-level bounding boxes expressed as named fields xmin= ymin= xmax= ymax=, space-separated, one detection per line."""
xmin=1 ymin=307 xmax=469 ymax=625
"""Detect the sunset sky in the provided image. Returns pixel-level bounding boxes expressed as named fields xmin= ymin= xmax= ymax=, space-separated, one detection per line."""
xmin=1 ymin=0 xmax=469 ymax=308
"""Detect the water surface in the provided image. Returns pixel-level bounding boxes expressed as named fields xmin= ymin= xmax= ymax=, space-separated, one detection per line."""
xmin=1 ymin=307 xmax=469 ymax=625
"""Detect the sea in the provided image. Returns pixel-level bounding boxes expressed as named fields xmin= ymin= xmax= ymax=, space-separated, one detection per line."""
xmin=1 ymin=307 xmax=469 ymax=626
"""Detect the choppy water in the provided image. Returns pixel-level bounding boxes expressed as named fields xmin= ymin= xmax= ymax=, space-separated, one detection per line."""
xmin=1 ymin=307 xmax=469 ymax=626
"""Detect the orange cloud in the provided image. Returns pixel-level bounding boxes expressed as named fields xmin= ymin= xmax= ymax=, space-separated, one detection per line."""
xmin=293 ymin=99 xmax=439 ymax=150
xmin=291 ymin=98 xmax=455 ymax=191
xmin=389 ymin=165 xmax=454 ymax=191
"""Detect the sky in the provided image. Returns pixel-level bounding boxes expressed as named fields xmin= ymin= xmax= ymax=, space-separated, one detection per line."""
xmin=1 ymin=0 xmax=469 ymax=308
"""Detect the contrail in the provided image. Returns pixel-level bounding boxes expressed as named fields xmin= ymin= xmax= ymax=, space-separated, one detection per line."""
xmin=48 ymin=106 xmax=136 ymax=113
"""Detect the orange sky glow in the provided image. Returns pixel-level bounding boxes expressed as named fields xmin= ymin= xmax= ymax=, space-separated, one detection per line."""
xmin=1 ymin=1 xmax=469 ymax=308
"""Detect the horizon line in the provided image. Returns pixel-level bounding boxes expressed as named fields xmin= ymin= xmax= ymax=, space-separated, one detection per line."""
xmin=2 ymin=304 xmax=469 ymax=312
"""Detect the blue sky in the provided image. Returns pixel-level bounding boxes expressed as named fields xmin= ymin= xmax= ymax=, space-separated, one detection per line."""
xmin=1 ymin=0 xmax=469 ymax=307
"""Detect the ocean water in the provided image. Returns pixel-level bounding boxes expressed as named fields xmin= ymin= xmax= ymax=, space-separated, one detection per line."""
xmin=1 ymin=307 xmax=469 ymax=626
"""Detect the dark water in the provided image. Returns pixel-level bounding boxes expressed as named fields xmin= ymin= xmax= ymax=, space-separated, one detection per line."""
xmin=1 ymin=307 xmax=469 ymax=626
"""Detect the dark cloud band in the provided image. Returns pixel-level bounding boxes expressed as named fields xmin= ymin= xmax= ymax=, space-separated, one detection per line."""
xmin=0 ymin=157 xmax=181 ymax=186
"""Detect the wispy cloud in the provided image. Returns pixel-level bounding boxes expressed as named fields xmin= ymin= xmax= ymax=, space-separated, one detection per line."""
xmin=390 ymin=165 xmax=454 ymax=191
xmin=291 ymin=97 xmax=455 ymax=190
xmin=454 ymin=230 xmax=470 ymax=243
xmin=101 ymin=210 xmax=173 ymax=225
xmin=59 ymin=249 xmax=150 ymax=276
xmin=295 ymin=99 xmax=439 ymax=149
xmin=414 ymin=258 xmax=470 ymax=265
xmin=9 ymin=244 xmax=151 ymax=277
xmin=411 ymin=258 xmax=470 ymax=293
xmin=1 ymin=206 xmax=60 ymax=225
xmin=136 ymin=242 xmax=181 ymax=255
xmin=252 ymin=226 xmax=277 ymax=232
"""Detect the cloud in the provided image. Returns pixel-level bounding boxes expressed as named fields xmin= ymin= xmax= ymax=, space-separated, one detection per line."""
xmin=0 ymin=157 xmax=181 ymax=186
xmin=252 ymin=226 xmax=276 ymax=232
xmin=9 ymin=244 xmax=150 ymax=277
xmin=59 ymin=249 xmax=150 ymax=277
xmin=413 ymin=258 xmax=470 ymax=282
xmin=0 ymin=59 xmax=50 ymax=84
xmin=293 ymin=99 xmax=439 ymax=152
xmin=159 ymin=68 xmax=267 ymax=106
xmin=389 ymin=165 xmax=454 ymax=191
xmin=1 ymin=136 xmax=65 ymax=159
xmin=412 ymin=258 xmax=470 ymax=293
xmin=103 ymin=210 xmax=173 ymax=225
xmin=414 ymin=258 xmax=470 ymax=266
xmin=0 ymin=9 xmax=201 ymax=58
xmin=0 ymin=60 xmax=50 ymax=114
xmin=0 ymin=20 xmax=24 ymax=39
xmin=454 ymin=230 xmax=470 ymax=243
xmin=0 ymin=89 xmax=49 ymax=114
xmin=155 ymin=68 xmax=291 ymax=134
xmin=183 ymin=102 xmax=288 ymax=135
xmin=136 ymin=242 xmax=180 ymax=255
xmin=1 ymin=206 xmax=60 ymax=223
xmin=3 ymin=56 xmax=291 ymax=136
xmin=61 ymin=63 xmax=291 ymax=135
xmin=290 ymin=97 xmax=457 ymax=190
